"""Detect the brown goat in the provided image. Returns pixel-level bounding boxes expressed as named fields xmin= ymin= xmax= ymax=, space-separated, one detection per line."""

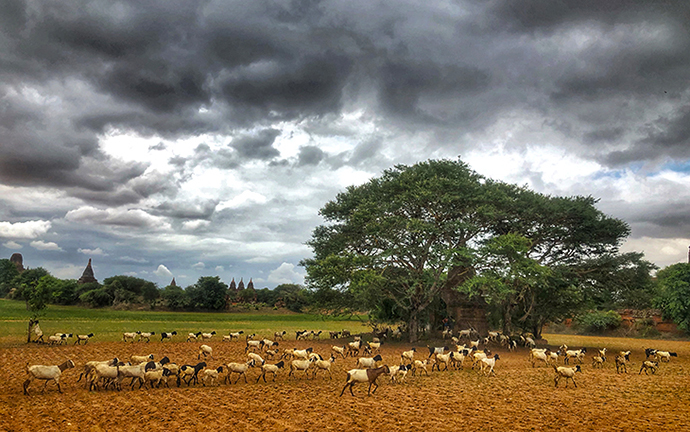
xmin=340 ymin=365 xmax=391 ymax=397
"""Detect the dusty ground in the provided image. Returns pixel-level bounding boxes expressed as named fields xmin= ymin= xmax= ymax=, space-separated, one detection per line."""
xmin=1 ymin=335 xmax=689 ymax=431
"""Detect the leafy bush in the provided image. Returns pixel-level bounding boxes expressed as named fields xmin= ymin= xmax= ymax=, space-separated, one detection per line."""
xmin=574 ymin=310 xmax=622 ymax=334
xmin=79 ymin=288 xmax=114 ymax=308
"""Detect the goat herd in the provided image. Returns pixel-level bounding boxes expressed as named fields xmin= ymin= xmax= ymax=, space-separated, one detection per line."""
xmin=22 ymin=327 xmax=681 ymax=398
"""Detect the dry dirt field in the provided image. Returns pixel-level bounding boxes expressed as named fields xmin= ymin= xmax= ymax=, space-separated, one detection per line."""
xmin=1 ymin=334 xmax=689 ymax=431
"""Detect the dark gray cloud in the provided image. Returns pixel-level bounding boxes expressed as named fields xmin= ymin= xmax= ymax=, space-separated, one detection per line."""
xmin=153 ymin=199 xmax=219 ymax=220
xmin=230 ymin=129 xmax=281 ymax=160
xmin=297 ymin=146 xmax=325 ymax=166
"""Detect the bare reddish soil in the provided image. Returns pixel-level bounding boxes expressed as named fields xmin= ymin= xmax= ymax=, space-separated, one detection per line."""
xmin=1 ymin=336 xmax=690 ymax=431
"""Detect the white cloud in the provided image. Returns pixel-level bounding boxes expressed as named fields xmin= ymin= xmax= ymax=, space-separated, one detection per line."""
xmin=266 ymin=262 xmax=305 ymax=285
xmin=124 ymin=272 xmax=139 ymax=277
xmin=192 ymin=261 xmax=205 ymax=269
xmin=78 ymin=247 xmax=106 ymax=256
xmin=49 ymin=263 xmax=83 ymax=279
xmin=0 ymin=220 xmax=51 ymax=239
xmin=620 ymin=237 xmax=689 ymax=270
xmin=65 ymin=206 xmax=170 ymax=230
xmin=120 ymin=256 xmax=149 ymax=264
xmin=217 ymin=191 xmax=268 ymax=211
xmin=30 ymin=240 xmax=63 ymax=251
xmin=3 ymin=241 xmax=22 ymax=249
xmin=182 ymin=220 xmax=210 ymax=231
xmin=215 ymin=265 xmax=224 ymax=271
xmin=154 ymin=264 xmax=173 ymax=278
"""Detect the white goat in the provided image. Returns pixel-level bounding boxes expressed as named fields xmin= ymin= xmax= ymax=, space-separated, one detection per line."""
xmin=23 ymin=360 xmax=75 ymax=395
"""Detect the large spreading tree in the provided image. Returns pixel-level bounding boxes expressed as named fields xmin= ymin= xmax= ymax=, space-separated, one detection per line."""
xmin=303 ymin=159 xmax=631 ymax=342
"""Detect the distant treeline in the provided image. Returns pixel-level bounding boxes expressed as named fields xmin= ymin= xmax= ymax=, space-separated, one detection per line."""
xmin=0 ymin=259 xmax=312 ymax=313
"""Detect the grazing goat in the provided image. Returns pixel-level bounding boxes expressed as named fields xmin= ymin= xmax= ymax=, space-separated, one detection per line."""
xmin=138 ymin=331 xmax=155 ymax=342
xmin=180 ymin=362 xmax=207 ymax=386
xmin=228 ymin=331 xmax=244 ymax=340
xmin=274 ymin=331 xmax=286 ymax=340
xmin=198 ymin=344 xmax=213 ymax=359
xmin=356 ymin=355 xmax=383 ymax=369
xmin=388 ymin=364 xmax=409 ymax=383
xmin=23 ymin=359 xmax=75 ymax=395
xmin=480 ymin=354 xmax=500 ymax=376
xmin=225 ymin=359 xmax=256 ymax=384
xmin=123 ymin=332 xmax=139 ymax=342
xmin=639 ymin=361 xmax=659 ymax=375
xmin=256 ymin=361 xmax=285 ymax=383
xmin=554 ymin=365 xmax=581 ymax=388
xmin=401 ymin=348 xmax=416 ymax=364
xmin=312 ymin=355 xmax=337 ymax=380
xmin=289 ymin=358 xmax=315 ymax=379
xmin=332 ymin=345 xmax=347 ymax=359
xmin=187 ymin=332 xmax=202 ymax=342
xmin=615 ymin=353 xmax=630 ymax=374
xmin=340 ymin=365 xmax=390 ymax=396
xmin=74 ymin=333 xmax=94 ymax=345
xmin=160 ymin=331 xmax=177 ymax=341
xmin=202 ymin=366 xmax=225 ymax=386
xmin=427 ymin=346 xmax=449 ymax=359
xmin=654 ymin=351 xmax=678 ymax=363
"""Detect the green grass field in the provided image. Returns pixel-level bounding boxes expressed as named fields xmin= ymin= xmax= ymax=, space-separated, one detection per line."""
xmin=0 ymin=299 xmax=369 ymax=347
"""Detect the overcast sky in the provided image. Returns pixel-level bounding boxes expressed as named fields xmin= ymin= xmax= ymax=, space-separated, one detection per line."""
xmin=1 ymin=0 xmax=690 ymax=288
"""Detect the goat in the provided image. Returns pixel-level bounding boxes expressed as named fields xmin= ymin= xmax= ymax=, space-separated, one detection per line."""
xmin=388 ymin=364 xmax=409 ymax=383
xmin=639 ymin=361 xmax=659 ymax=375
xmin=225 ymin=359 xmax=256 ymax=384
xmin=340 ymin=365 xmax=390 ymax=396
xmin=202 ymin=366 xmax=225 ymax=386
xmin=198 ymin=344 xmax=213 ymax=359
xmin=615 ymin=353 xmax=630 ymax=374
xmin=401 ymin=348 xmax=416 ymax=364
xmin=654 ymin=351 xmax=678 ymax=363
xmin=187 ymin=332 xmax=202 ymax=342
xmin=23 ymin=360 xmax=75 ymax=395
xmin=356 ymin=354 xmax=382 ymax=369
xmin=74 ymin=333 xmax=94 ymax=345
xmin=480 ymin=354 xmax=500 ymax=376
xmin=138 ymin=331 xmax=155 ymax=342
xmin=427 ymin=345 xmax=449 ymax=359
xmin=288 ymin=358 xmax=315 ymax=379
xmin=256 ymin=361 xmax=285 ymax=383
xmin=312 ymin=355 xmax=337 ymax=379
xmin=160 ymin=331 xmax=177 ymax=342
xmin=332 ymin=345 xmax=347 ymax=359
xmin=554 ymin=365 xmax=581 ymax=388
xmin=180 ymin=362 xmax=207 ymax=386
xmin=123 ymin=332 xmax=139 ymax=343
xmin=274 ymin=331 xmax=286 ymax=340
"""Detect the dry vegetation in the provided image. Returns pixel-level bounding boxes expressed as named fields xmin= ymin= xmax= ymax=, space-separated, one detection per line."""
xmin=1 ymin=334 xmax=690 ymax=431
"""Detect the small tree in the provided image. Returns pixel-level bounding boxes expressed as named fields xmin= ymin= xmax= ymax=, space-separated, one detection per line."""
xmin=24 ymin=275 xmax=52 ymax=343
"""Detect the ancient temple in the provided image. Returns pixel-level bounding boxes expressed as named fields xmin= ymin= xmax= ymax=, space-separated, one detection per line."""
xmin=9 ymin=253 xmax=24 ymax=273
xmin=229 ymin=278 xmax=237 ymax=292
xmin=237 ymin=278 xmax=245 ymax=291
xmin=77 ymin=259 xmax=98 ymax=284
xmin=170 ymin=277 xmax=177 ymax=287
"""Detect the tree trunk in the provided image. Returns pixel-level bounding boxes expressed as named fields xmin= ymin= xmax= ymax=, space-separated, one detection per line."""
xmin=409 ymin=311 xmax=419 ymax=343
xmin=27 ymin=319 xmax=35 ymax=344
xmin=502 ymin=304 xmax=513 ymax=335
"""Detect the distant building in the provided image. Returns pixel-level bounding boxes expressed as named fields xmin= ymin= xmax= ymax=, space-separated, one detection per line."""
xmin=170 ymin=277 xmax=177 ymax=287
xmin=237 ymin=278 xmax=245 ymax=291
xmin=77 ymin=259 xmax=98 ymax=284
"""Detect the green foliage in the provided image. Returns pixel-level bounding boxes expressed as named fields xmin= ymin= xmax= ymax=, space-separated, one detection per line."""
xmin=51 ymin=279 xmax=79 ymax=305
xmin=24 ymin=275 xmax=53 ymax=319
xmin=273 ymin=284 xmax=311 ymax=313
xmin=79 ymin=288 xmax=114 ymax=308
xmin=305 ymin=159 xmax=632 ymax=341
xmin=0 ymin=259 xmax=20 ymax=297
xmin=188 ymin=276 xmax=228 ymax=310
xmin=655 ymin=263 xmax=690 ymax=332
xmin=161 ymin=284 xmax=189 ymax=310
xmin=573 ymin=310 xmax=622 ymax=334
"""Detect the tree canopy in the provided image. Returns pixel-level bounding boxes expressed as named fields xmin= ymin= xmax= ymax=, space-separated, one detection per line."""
xmin=303 ymin=159 xmax=632 ymax=341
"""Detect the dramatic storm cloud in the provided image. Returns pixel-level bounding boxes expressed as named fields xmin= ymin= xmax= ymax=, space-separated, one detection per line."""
xmin=2 ymin=0 xmax=690 ymax=287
